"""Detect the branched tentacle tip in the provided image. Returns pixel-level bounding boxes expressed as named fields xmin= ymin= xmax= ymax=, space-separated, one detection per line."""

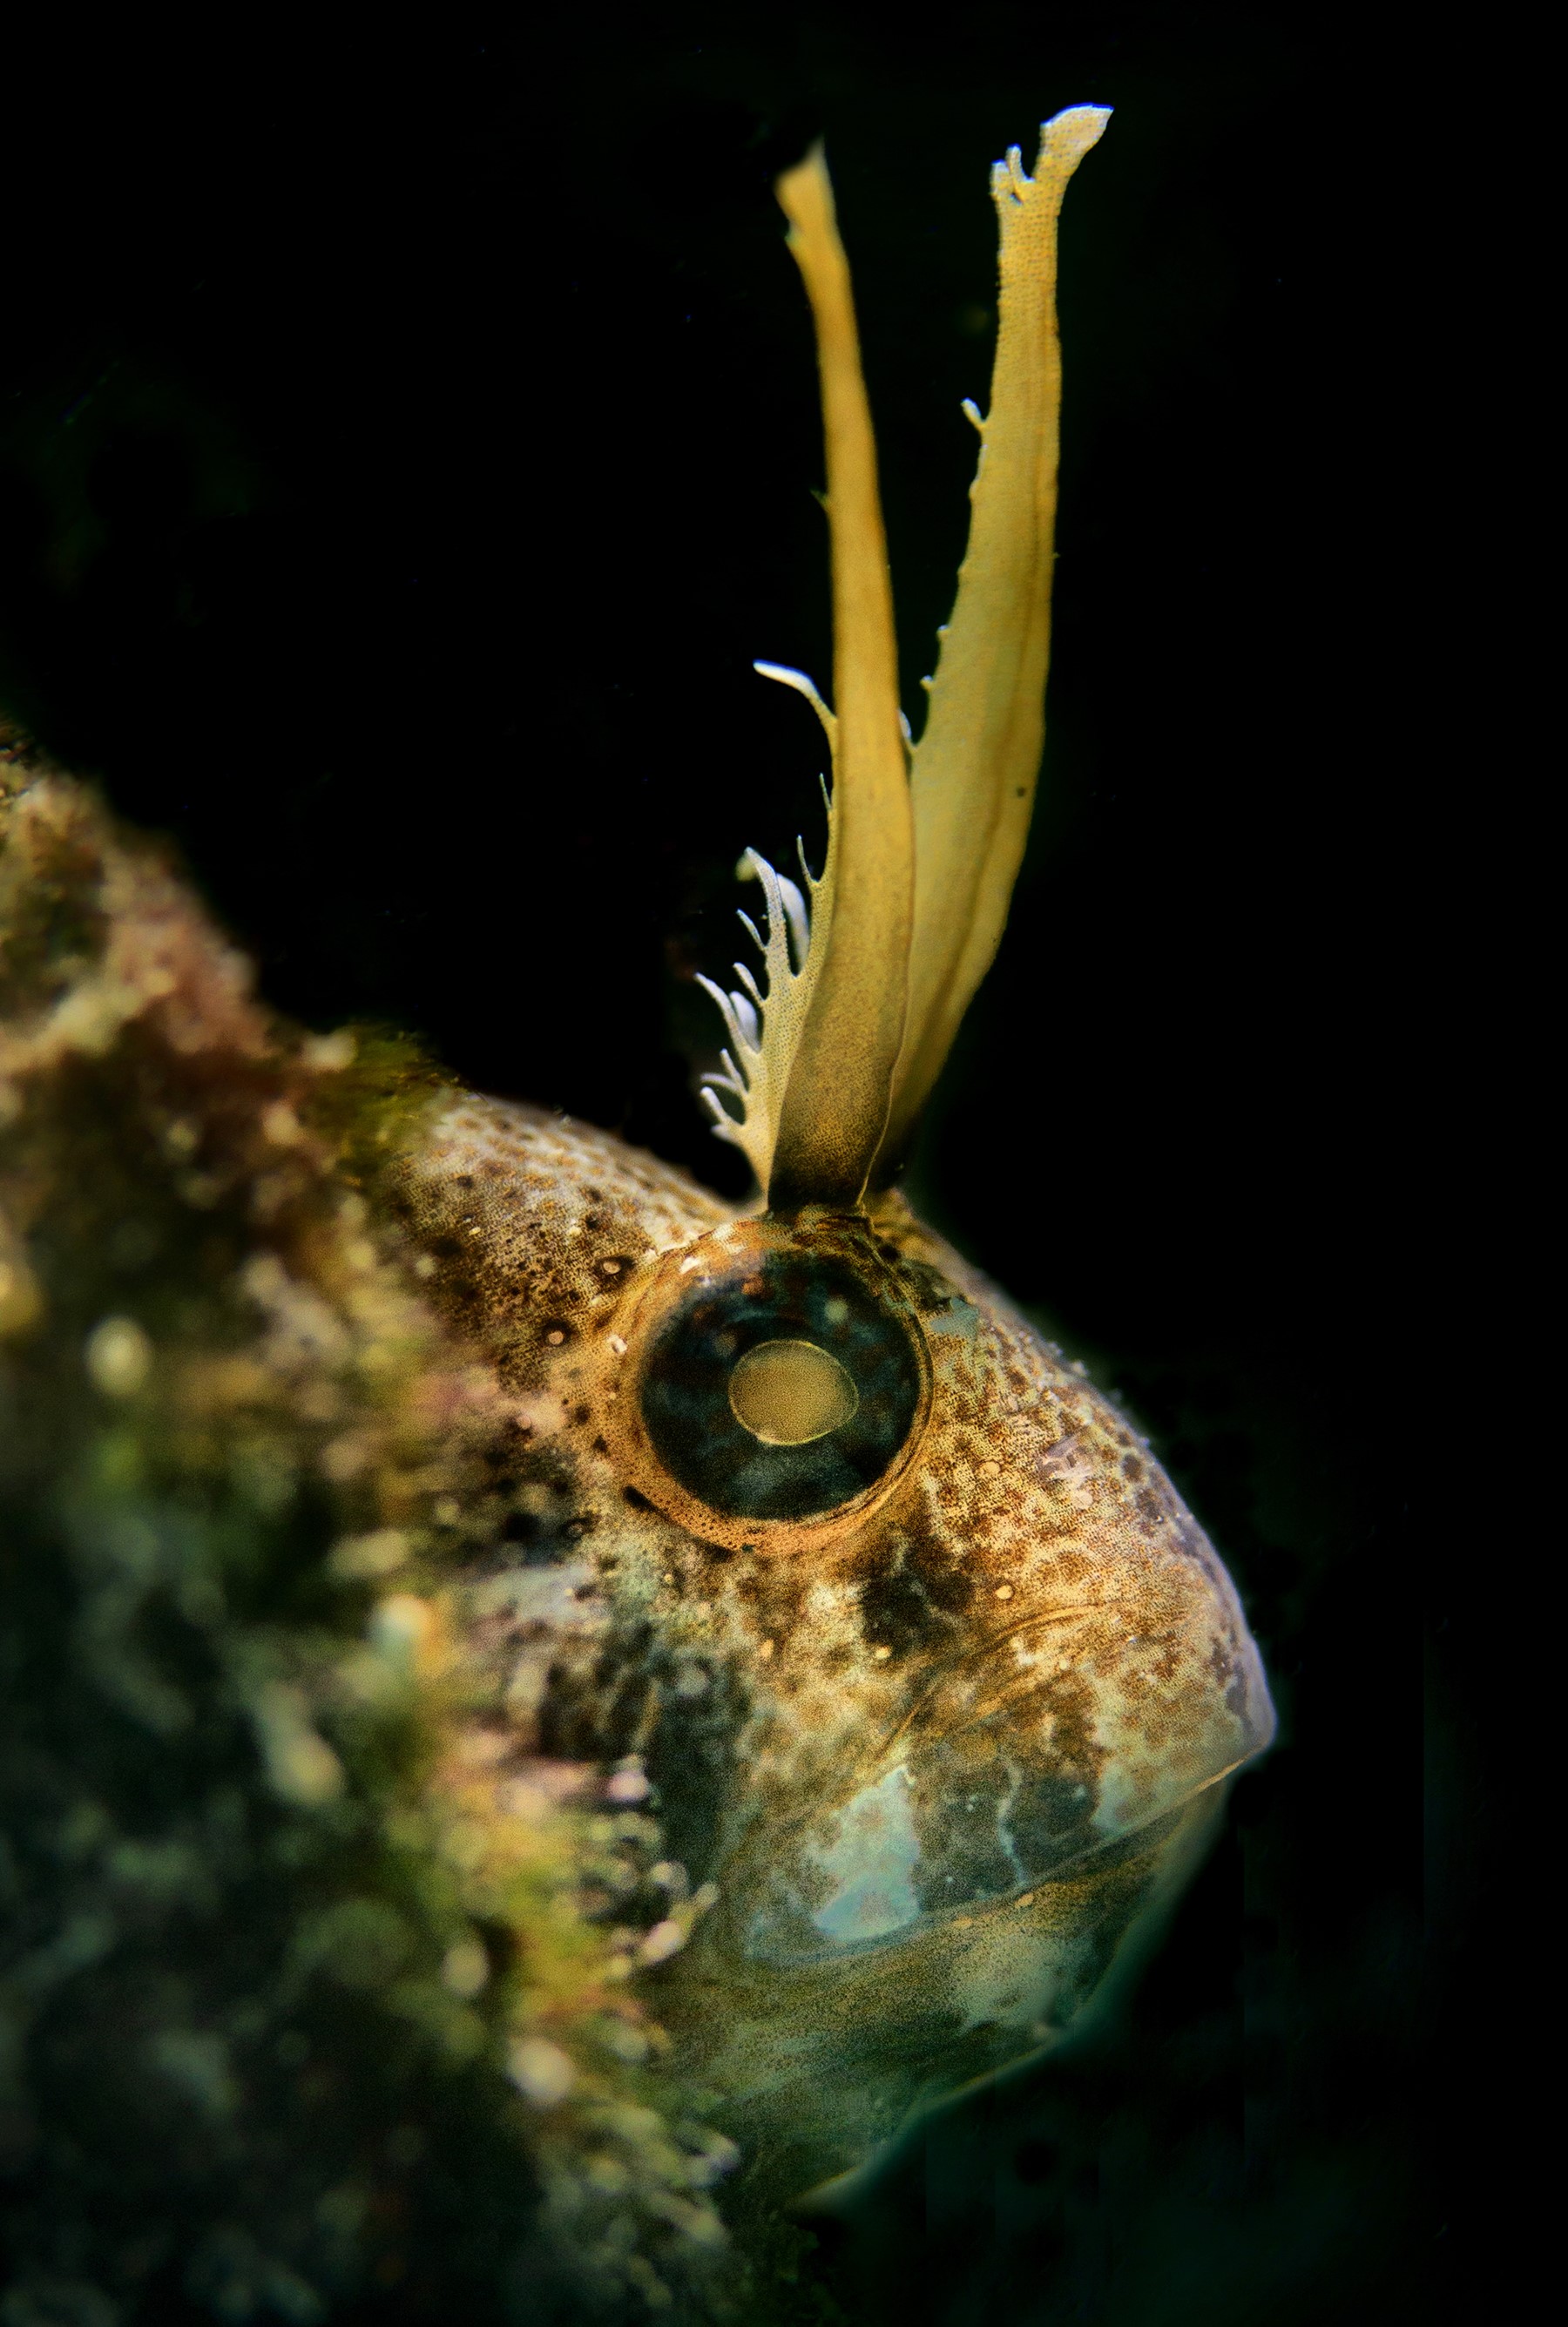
xmin=697 ymin=823 xmax=824 ymax=1184
xmin=752 ymin=659 xmax=838 ymax=748
xmin=700 ymin=1085 xmax=743 ymax=1138
xmin=777 ymin=876 xmax=809 ymax=971
xmin=698 ymin=660 xmax=844 ymax=1185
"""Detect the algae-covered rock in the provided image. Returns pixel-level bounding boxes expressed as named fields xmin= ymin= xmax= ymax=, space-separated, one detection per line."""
xmin=0 ymin=734 xmax=733 ymax=2324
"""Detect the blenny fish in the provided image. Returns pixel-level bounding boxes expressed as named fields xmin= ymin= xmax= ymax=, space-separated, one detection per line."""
xmin=389 ymin=107 xmax=1274 ymax=2200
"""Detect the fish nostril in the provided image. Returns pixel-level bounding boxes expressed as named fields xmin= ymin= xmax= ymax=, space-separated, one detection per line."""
xmin=728 ymin=1339 xmax=858 ymax=1445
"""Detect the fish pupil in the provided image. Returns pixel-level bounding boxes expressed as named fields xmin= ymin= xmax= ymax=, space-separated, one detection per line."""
xmin=728 ymin=1338 xmax=859 ymax=1445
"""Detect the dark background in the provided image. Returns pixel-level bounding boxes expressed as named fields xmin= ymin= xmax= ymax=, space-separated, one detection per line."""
xmin=2 ymin=7 xmax=1436 ymax=2321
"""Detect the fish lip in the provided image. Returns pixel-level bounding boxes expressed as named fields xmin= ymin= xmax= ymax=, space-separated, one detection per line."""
xmin=725 ymin=1734 xmax=1267 ymax=1972
xmin=771 ymin=1797 xmax=1215 ymax=1957
xmin=720 ymin=1593 xmax=1277 ymax=1969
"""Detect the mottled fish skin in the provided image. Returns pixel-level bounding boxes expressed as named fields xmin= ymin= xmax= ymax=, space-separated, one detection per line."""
xmin=389 ymin=1092 xmax=1274 ymax=2193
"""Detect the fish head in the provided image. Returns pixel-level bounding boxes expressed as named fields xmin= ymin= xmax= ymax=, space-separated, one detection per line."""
xmin=397 ymin=1098 xmax=1274 ymax=2192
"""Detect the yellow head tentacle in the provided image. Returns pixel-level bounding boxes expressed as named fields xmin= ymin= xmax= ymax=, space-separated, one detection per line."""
xmin=878 ymin=106 xmax=1110 ymax=1170
xmin=765 ymin=147 xmax=915 ymax=1214
xmin=702 ymin=112 xmax=1108 ymax=1204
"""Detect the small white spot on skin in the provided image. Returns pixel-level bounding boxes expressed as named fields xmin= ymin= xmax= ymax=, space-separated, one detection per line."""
xmin=546 ymin=1329 xmax=564 ymax=1346
xmin=608 ymin=1334 xmax=627 ymax=1356
xmin=872 ymin=1644 xmax=892 ymax=1661
xmin=602 ymin=1259 xmax=621 ymax=1275
xmin=605 ymin=1767 xmax=651 ymax=1803
xmin=515 ymin=1397 xmax=565 ymax=1439
xmin=413 ymin=1253 xmax=437 ymax=1279
xmin=679 ymin=1256 xmax=704 ymax=1275
xmin=995 ymin=1583 xmax=1014 ymax=1600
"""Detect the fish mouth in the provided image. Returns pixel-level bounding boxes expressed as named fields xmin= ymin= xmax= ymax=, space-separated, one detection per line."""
xmin=654 ymin=1599 xmax=1270 ymax=2201
xmin=731 ymin=1599 xmax=1274 ymax=1968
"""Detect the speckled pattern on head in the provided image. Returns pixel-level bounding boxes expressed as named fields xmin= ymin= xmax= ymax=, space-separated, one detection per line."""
xmin=389 ymin=1094 xmax=1274 ymax=2194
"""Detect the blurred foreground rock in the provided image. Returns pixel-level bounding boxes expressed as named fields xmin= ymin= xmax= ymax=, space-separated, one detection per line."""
xmin=0 ymin=733 xmax=736 ymax=2324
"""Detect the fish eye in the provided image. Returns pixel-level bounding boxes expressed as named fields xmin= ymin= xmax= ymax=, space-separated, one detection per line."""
xmin=624 ymin=1231 xmax=928 ymax=1532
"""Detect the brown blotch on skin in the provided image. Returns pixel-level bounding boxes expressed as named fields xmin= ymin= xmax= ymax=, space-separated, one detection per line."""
xmin=855 ymin=1507 xmax=976 ymax=1659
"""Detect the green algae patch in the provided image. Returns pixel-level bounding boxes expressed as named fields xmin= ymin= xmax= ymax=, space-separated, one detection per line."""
xmin=0 ymin=740 xmax=733 ymax=2323
xmin=297 ymin=1021 xmax=457 ymax=1208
